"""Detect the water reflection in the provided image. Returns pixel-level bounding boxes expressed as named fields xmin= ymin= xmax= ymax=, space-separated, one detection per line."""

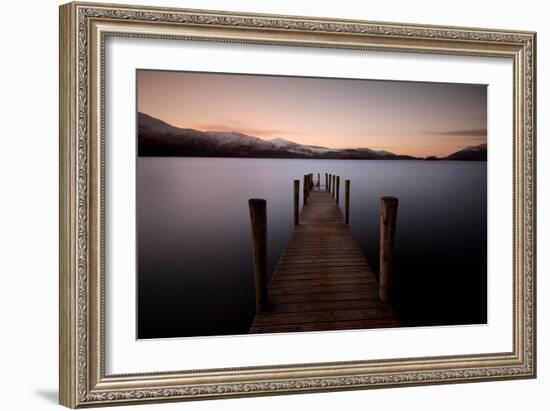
xmin=137 ymin=158 xmax=486 ymax=339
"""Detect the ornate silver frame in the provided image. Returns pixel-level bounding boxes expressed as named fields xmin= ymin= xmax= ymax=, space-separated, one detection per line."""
xmin=59 ymin=1 xmax=536 ymax=408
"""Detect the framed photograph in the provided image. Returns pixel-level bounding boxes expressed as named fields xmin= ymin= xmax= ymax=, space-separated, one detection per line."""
xmin=59 ymin=2 xmax=537 ymax=408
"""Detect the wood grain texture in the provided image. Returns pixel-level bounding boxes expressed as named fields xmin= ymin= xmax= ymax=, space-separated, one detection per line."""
xmin=379 ymin=197 xmax=398 ymax=303
xmin=249 ymin=199 xmax=269 ymax=312
xmin=250 ymin=189 xmax=398 ymax=333
xmin=345 ymin=179 xmax=350 ymax=224
xmin=293 ymin=180 xmax=300 ymax=226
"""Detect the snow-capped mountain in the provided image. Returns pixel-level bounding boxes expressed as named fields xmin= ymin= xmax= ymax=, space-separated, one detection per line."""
xmin=139 ymin=112 xmax=484 ymax=160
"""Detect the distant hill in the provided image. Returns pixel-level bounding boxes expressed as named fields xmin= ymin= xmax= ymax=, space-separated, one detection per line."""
xmin=444 ymin=143 xmax=487 ymax=161
xmin=137 ymin=112 xmax=416 ymax=160
xmin=138 ymin=113 xmax=486 ymax=161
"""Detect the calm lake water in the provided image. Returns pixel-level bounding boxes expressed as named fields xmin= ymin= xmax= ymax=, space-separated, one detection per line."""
xmin=137 ymin=158 xmax=487 ymax=339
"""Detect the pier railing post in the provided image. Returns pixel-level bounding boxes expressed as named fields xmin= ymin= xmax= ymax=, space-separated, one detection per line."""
xmin=303 ymin=175 xmax=308 ymax=205
xmin=248 ymin=199 xmax=269 ymax=312
xmin=328 ymin=174 xmax=331 ymax=192
xmin=379 ymin=197 xmax=398 ymax=303
xmin=344 ymin=179 xmax=350 ymax=224
xmin=317 ymin=173 xmax=320 ymax=187
xmin=325 ymin=173 xmax=328 ymax=191
xmin=293 ymin=180 xmax=299 ymax=226
xmin=336 ymin=176 xmax=340 ymax=204
xmin=332 ymin=175 xmax=336 ymax=198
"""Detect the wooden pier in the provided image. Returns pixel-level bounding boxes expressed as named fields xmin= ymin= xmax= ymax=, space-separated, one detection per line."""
xmin=249 ymin=175 xmax=399 ymax=334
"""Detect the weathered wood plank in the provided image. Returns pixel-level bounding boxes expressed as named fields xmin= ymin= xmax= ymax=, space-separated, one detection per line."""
xmin=252 ymin=308 xmax=396 ymax=327
xmin=269 ymin=283 xmax=376 ymax=296
xmin=250 ymin=320 xmax=366 ymax=334
xmin=274 ymin=267 xmax=374 ymax=275
xmin=250 ymin=318 xmax=400 ymax=334
xmin=250 ymin=189 xmax=398 ymax=334
xmin=268 ymin=298 xmax=390 ymax=314
xmin=271 ymin=277 xmax=374 ymax=288
xmin=273 ymin=274 xmax=374 ymax=283
xmin=270 ymin=291 xmax=380 ymax=304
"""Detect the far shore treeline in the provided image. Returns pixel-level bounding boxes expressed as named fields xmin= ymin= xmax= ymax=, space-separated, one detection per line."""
xmin=138 ymin=112 xmax=487 ymax=161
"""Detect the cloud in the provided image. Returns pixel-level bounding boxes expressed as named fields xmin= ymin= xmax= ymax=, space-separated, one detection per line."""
xmin=193 ymin=122 xmax=303 ymax=138
xmin=210 ymin=126 xmax=291 ymax=137
xmin=350 ymin=131 xmax=396 ymax=137
xmin=244 ymin=129 xmax=297 ymax=137
xmin=424 ymin=128 xmax=487 ymax=137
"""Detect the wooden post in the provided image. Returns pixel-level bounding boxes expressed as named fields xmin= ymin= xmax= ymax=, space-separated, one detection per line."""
xmin=379 ymin=197 xmax=398 ymax=303
xmin=303 ymin=175 xmax=308 ymax=205
xmin=317 ymin=173 xmax=320 ymax=187
xmin=332 ymin=175 xmax=336 ymax=198
xmin=293 ymin=180 xmax=299 ymax=225
xmin=328 ymin=174 xmax=331 ymax=192
xmin=325 ymin=173 xmax=328 ymax=191
xmin=336 ymin=176 xmax=340 ymax=204
xmin=248 ymin=199 xmax=269 ymax=312
xmin=344 ymin=179 xmax=350 ymax=224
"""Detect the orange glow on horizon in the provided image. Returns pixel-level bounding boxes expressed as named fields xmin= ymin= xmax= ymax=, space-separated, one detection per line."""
xmin=138 ymin=70 xmax=487 ymax=158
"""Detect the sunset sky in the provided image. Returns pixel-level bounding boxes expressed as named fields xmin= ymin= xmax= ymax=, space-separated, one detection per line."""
xmin=137 ymin=70 xmax=487 ymax=158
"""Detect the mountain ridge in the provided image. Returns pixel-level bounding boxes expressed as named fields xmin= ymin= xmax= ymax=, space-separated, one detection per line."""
xmin=444 ymin=143 xmax=487 ymax=161
xmin=138 ymin=112 xmax=486 ymax=161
